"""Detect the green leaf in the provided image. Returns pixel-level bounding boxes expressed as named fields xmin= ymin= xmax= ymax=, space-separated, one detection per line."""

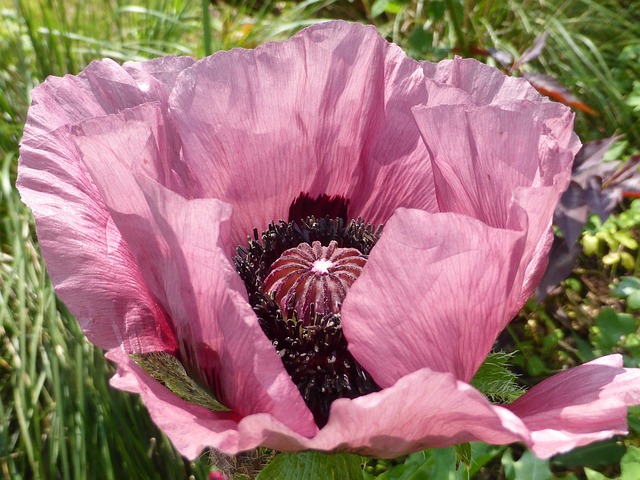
xmin=628 ymin=291 xmax=640 ymax=310
xmin=426 ymin=0 xmax=446 ymax=20
xmin=466 ymin=443 xmax=505 ymax=476
xmin=603 ymin=140 xmax=628 ymax=161
xmin=584 ymin=469 xmax=612 ymax=480
xmin=612 ymin=277 xmax=640 ymax=310
xmin=370 ymin=0 xmax=389 ymax=18
xmin=501 ymin=449 xmax=552 ymax=480
xmin=256 ymin=452 xmax=363 ymax=480
xmin=629 ymin=405 xmax=640 ymax=435
xmin=626 ymin=81 xmax=640 ymax=112
xmin=378 ymin=448 xmax=463 ymax=480
xmin=526 ymin=354 xmax=547 ymax=376
xmin=613 ymin=230 xmax=639 ymax=250
xmin=594 ymin=308 xmax=636 ymax=349
xmin=130 ymin=352 xmax=230 ymax=411
xmin=378 ymin=445 xmax=502 ymax=480
xmin=552 ymin=439 xmax=625 ymax=468
xmin=408 ymin=27 xmax=434 ymax=56
xmin=371 ymin=0 xmax=408 ymax=17
xmin=470 ymin=352 xmax=525 ymax=403
xmin=620 ymin=446 xmax=640 ymax=480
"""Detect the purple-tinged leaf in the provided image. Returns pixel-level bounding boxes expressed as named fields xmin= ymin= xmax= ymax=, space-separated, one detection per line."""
xmin=573 ymin=136 xmax=622 ymax=176
xmin=607 ymin=154 xmax=640 ymax=197
xmin=523 ymin=73 xmax=599 ymax=115
xmin=536 ymin=236 xmax=582 ymax=300
xmin=487 ymin=48 xmax=514 ymax=68
xmin=554 ymin=182 xmax=591 ymax=246
xmin=621 ymin=174 xmax=640 ymax=199
xmin=515 ymin=32 xmax=548 ymax=69
xmin=583 ymin=179 xmax=623 ymax=222
xmin=540 ymin=138 xmax=637 ymax=298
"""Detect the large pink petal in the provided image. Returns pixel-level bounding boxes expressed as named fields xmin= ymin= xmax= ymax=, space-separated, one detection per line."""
xmin=168 ymin=20 xmax=437 ymax=245
xmin=414 ymin=102 xmax=574 ymax=228
xmin=506 ymin=355 xmax=640 ymax=458
xmin=420 ymin=55 xmax=584 ymax=163
xmin=72 ymin=108 xmax=316 ymax=436
xmin=122 ymin=57 xmax=200 ymax=195
xmin=69 ymin=103 xmax=176 ymax=305
xmin=24 ymin=56 xmax=194 ymax=138
xmin=306 ymin=367 xmax=529 ymax=458
xmin=17 ymin=56 xmax=195 ymax=351
xmin=18 ymin=123 xmax=176 ymax=354
xmin=23 ymin=56 xmax=196 ymax=196
xmin=108 ymin=350 xmax=530 ymax=459
xmin=123 ymin=56 xmax=196 ymax=105
xmin=342 ymin=208 xmax=526 ymax=386
xmin=110 ymin=347 xmax=640 ymax=461
xmin=413 ymin=101 xmax=576 ymax=314
xmin=107 ymin=349 xmax=322 ymax=457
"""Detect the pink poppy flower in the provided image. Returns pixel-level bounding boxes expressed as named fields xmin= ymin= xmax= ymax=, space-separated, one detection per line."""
xmin=18 ymin=20 xmax=640 ymax=460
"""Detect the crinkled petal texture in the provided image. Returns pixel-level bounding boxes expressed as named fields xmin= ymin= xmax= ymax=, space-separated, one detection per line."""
xmin=18 ymin=56 xmax=196 ymax=354
xmin=167 ymin=18 xmax=438 ymax=248
xmin=18 ymin=19 xmax=640 ymax=461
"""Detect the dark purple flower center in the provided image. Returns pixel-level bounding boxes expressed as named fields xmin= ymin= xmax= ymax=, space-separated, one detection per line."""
xmin=233 ymin=193 xmax=382 ymax=427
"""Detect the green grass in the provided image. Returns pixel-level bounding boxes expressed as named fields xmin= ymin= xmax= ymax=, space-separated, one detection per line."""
xmin=1 ymin=0 xmax=640 ymax=479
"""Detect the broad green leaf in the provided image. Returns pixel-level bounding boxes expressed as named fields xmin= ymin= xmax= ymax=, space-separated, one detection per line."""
xmin=620 ymin=446 xmax=640 ymax=480
xmin=467 ymin=443 xmax=504 ymax=476
xmin=627 ymin=81 xmax=640 ymax=112
xmin=629 ymin=406 xmax=640 ymax=435
xmin=378 ymin=447 xmax=479 ymax=480
xmin=594 ymin=308 xmax=636 ymax=349
xmin=612 ymin=277 xmax=640 ymax=310
xmin=409 ymin=27 xmax=434 ymax=56
xmin=502 ymin=449 xmax=552 ymax=480
xmin=584 ymin=468 xmax=612 ymax=480
xmin=256 ymin=452 xmax=363 ymax=480
xmin=602 ymin=140 xmax=628 ymax=161
xmin=370 ymin=0 xmax=389 ymax=18
xmin=628 ymin=291 xmax=640 ymax=310
xmin=552 ymin=439 xmax=625 ymax=468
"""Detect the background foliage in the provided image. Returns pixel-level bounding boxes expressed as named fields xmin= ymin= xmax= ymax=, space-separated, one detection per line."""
xmin=1 ymin=0 xmax=639 ymax=478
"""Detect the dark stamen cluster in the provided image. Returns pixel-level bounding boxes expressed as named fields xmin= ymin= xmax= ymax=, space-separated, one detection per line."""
xmin=234 ymin=216 xmax=382 ymax=427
